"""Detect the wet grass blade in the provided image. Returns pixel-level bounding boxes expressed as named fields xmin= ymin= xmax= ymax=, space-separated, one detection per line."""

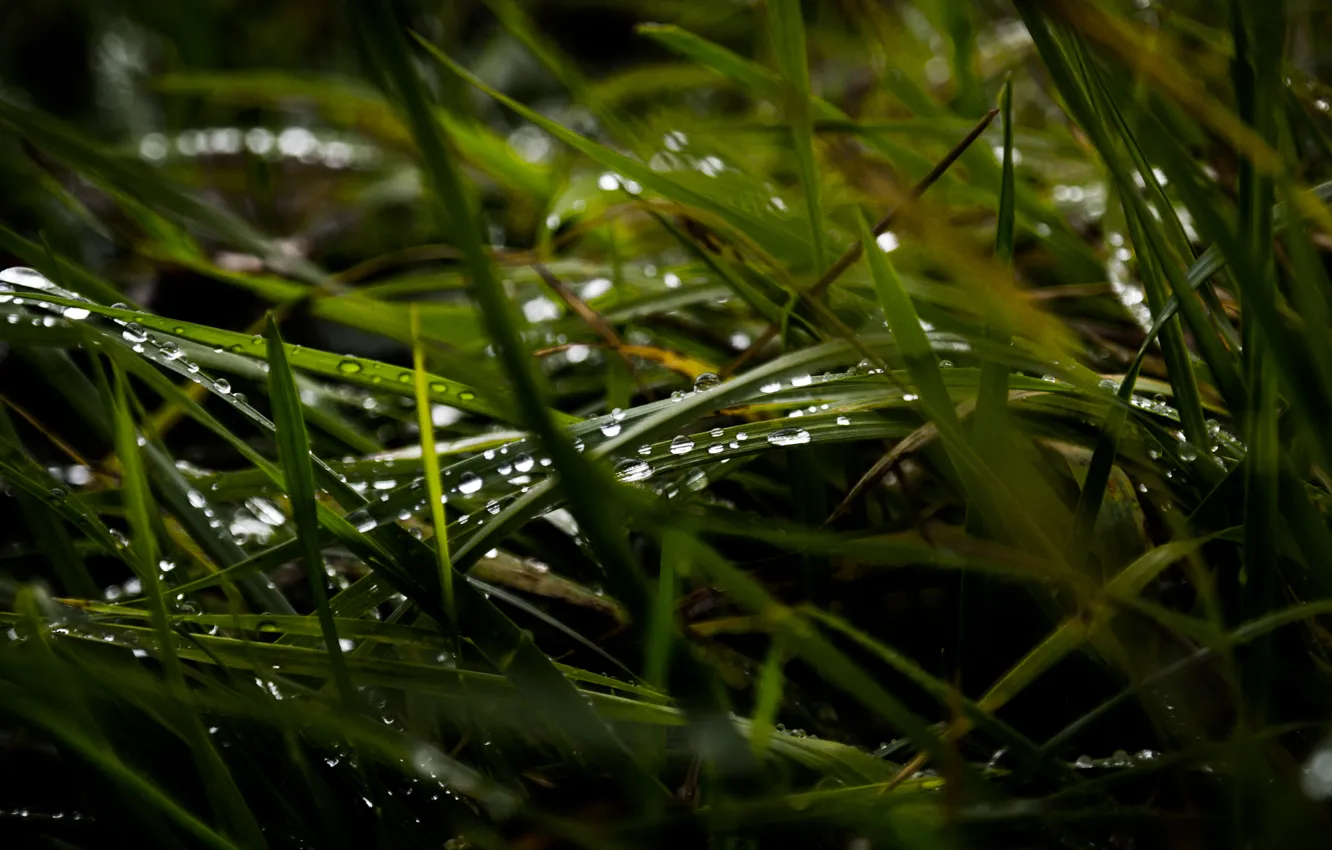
xmin=412 ymin=35 xmax=810 ymax=266
xmin=264 ymin=314 xmax=354 ymax=709
xmin=352 ymin=0 xmax=672 ymax=783
xmin=411 ymin=305 xmax=455 ymax=624
xmin=109 ymin=361 xmax=267 ymax=846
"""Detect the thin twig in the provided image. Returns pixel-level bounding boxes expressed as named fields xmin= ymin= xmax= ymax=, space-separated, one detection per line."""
xmin=0 ymin=394 xmax=97 ymax=471
xmin=723 ymin=108 xmax=1000 ymax=375
xmin=532 ymin=262 xmax=648 ymax=397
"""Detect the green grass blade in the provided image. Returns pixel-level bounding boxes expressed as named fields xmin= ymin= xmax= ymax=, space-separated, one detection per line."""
xmin=350 ymin=0 xmax=668 ymax=782
xmin=969 ymin=78 xmax=1015 ymax=535
xmin=768 ymin=0 xmax=825 ymax=270
xmin=748 ymin=639 xmax=786 ymax=757
xmin=264 ymin=314 xmax=355 ymax=709
xmin=411 ymin=305 xmax=455 ymax=625
xmin=412 ymin=34 xmax=811 ymax=267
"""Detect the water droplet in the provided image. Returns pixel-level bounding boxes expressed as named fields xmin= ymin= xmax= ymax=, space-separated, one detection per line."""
xmin=790 ymin=374 xmax=812 ymax=387
xmin=572 ymin=437 xmax=585 ymax=453
xmin=1074 ymin=755 xmax=1095 ymax=769
xmin=684 ymin=469 xmax=708 ymax=490
xmin=338 ymin=359 xmax=362 ymax=374
xmin=836 ymin=415 xmax=851 ymax=426
xmin=600 ymin=421 xmax=622 ymax=437
xmin=213 ymin=379 xmax=232 ymax=395
xmin=615 ymin=459 xmax=652 ymax=482
xmin=768 ymin=428 xmax=811 ymax=446
xmin=457 ymin=472 xmax=482 ymax=495
xmin=939 ymin=360 xmax=953 ymax=369
xmin=0 ymin=267 xmax=52 ymax=289
xmin=760 ymin=381 xmax=782 ymax=394
xmin=637 ymin=445 xmax=651 ymax=456
xmin=159 ymin=341 xmax=184 ymax=361
xmin=513 ymin=453 xmax=535 ymax=473
xmin=122 ymin=322 xmax=148 ymax=343
xmin=707 ymin=442 xmax=724 ymax=454
xmin=64 ymin=307 xmax=91 ymax=320
xmin=187 ymin=490 xmax=207 ymax=508
xmin=693 ymin=372 xmax=720 ymax=391
xmin=670 ymin=390 xmax=686 ymax=402
xmin=669 ymin=435 xmax=694 ymax=455
xmin=1178 ymin=441 xmax=1198 ymax=462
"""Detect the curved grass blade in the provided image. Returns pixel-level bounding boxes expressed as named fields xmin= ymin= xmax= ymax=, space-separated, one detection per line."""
xmin=411 ymin=34 xmax=812 ymax=268
xmin=10 ymin=292 xmax=516 ymax=423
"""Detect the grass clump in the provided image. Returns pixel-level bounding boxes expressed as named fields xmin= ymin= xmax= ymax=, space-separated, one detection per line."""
xmin=2 ymin=1 xmax=1332 ymax=847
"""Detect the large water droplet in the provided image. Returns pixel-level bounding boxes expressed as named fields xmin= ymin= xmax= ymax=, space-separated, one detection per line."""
xmin=338 ymin=359 xmax=362 ymax=374
xmin=1178 ymin=441 xmax=1198 ymax=462
xmin=123 ymin=322 xmax=148 ymax=343
xmin=790 ymin=374 xmax=812 ymax=387
xmin=760 ymin=381 xmax=782 ymax=394
xmin=214 ymin=379 xmax=232 ymax=395
xmin=513 ymin=453 xmax=535 ymax=473
xmin=347 ymin=510 xmax=378 ymax=533
xmin=457 ymin=472 xmax=483 ymax=495
xmin=767 ymin=428 xmax=811 ymax=446
xmin=836 ymin=415 xmax=851 ymax=426
xmin=615 ymin=459 xmax=652 ymax=482
xmin=693 ymin=372 xmax=720 ymax=391
xmin=600 ymin=421 xmax=622 ymax=437
xmin=669 ymin=435 xmax=695 ymax=455
xmin=160 ymin=341 xmax=184 ymax=361
xmin=0 ymin=267 xmax=53 ymax=289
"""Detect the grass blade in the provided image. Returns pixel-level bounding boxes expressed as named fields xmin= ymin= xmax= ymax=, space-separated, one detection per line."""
xmin=264 ymin=314 xmax=354 ymax=709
